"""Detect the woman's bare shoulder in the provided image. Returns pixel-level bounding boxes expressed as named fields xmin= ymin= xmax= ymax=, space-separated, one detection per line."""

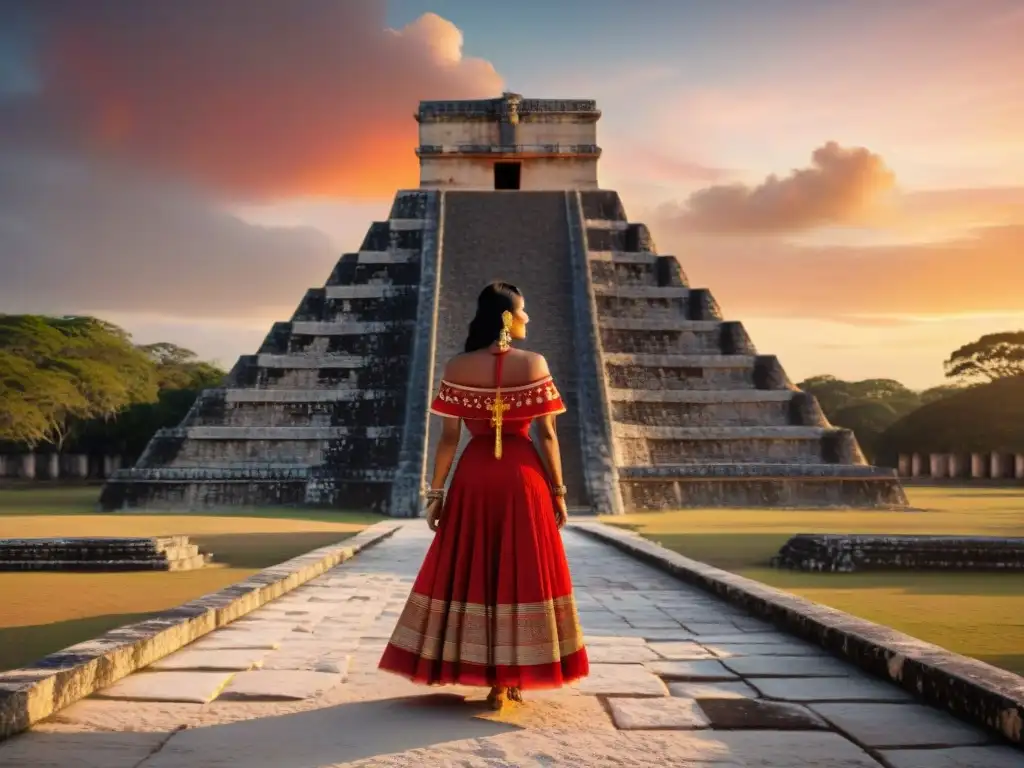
xmin=519 ymin=350 xmax=551 ymax=379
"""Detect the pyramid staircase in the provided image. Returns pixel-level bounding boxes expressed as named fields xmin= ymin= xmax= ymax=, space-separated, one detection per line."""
xmin=100 ymin=191 xmax=439 ymax=513
xmin=576 ymin=190 xmax=907 ymax=509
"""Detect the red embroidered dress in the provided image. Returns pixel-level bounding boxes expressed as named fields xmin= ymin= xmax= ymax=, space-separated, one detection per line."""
xmin=378 ymin=352 xmax=589 ymax=689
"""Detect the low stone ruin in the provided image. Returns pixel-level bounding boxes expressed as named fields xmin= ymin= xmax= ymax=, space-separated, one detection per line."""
xmin=0 ymin=536 xmax=209 ymax=572
xmin=771 ymin=533 xmax=1024 ymax=572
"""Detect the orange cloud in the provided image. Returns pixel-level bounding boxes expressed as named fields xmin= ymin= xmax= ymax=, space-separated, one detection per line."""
xmin=656 ymin=223 xmax=1024 ymax=323
xmin=3 ymin=3 xmax=502 ymax=200
xmin=657 ymin=142 xmax=896 ymax=234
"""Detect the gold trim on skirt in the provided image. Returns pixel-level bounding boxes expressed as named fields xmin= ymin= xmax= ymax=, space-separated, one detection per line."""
xmin=387 ymin=592 xmax=585 ymax=667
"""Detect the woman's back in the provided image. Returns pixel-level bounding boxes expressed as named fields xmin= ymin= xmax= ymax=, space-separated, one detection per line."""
xmin=443 ymin=348 xmax=550 ymax=391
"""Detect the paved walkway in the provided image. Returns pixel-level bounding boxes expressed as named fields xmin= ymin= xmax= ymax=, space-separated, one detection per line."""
xmin=1 ymin=522 xmax=1020 ymax=768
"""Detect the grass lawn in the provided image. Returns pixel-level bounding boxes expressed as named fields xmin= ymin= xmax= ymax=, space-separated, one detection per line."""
xmin=601 ymin=486 xmax=1024 ymax=676
xmin=0 ymin=486 xmax=384 ymax=672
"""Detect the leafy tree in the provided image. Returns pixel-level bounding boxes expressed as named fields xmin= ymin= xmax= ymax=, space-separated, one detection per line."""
xmin=798 ymin=375 xmax=961 ymax=463
xmin=138 ymin=342 xmax=226 ymax=390
xmin=879 ymin=377 xmax=1024 ymax=463
xmin=944 ymin=331 xmax=1024 ymax=384
xmin=0 ymin=315 xmax=157 ymax=448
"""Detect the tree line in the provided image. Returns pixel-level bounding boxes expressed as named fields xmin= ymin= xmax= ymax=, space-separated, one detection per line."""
xmin=0 ymin=315 xmax=225 ymax=458
xmin=800 ymin=331 xmax=1024 ymax=462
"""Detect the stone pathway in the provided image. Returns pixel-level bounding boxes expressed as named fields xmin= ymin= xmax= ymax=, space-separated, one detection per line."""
xmin=1 ymin=522 xmax=1020 ymax=767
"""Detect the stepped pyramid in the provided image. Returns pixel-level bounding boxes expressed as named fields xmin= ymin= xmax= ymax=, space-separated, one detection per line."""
xmin=101 ymin=93 xmax=907 ymax=514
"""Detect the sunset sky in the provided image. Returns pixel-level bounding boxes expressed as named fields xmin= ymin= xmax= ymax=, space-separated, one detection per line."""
xmin=1 ymin=0 xmax=1022 ymax=389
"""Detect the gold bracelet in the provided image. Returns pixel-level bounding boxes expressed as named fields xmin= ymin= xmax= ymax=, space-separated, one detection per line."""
xmin=425 ymin=488 xmax=445 ymax=501
xmin=551 ymin=485 xmax=567 ymax=498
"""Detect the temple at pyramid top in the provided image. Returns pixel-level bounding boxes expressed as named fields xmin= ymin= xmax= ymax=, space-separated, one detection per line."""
xmin=415 ymin=92 xmax=601 ymax=190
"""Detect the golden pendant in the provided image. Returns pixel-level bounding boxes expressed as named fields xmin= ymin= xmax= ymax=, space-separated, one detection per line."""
xmin=490 ymin=393 xmax=510 ymax=459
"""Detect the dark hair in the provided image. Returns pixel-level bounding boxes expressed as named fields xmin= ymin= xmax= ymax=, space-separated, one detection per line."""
xmin=463 ymin=281 xmax=523 ymax=352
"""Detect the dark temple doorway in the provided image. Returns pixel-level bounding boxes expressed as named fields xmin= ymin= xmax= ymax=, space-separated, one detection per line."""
xmin=493 ymin=162 xmax=521 ymax=190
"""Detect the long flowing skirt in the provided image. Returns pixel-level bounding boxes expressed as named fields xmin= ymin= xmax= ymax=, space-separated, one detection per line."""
xmin=378 ymin=434 xmax=589 ymax=689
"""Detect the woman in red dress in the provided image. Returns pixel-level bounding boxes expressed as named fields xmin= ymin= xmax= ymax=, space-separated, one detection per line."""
xmin=378 ymin=281 xmax=589 ymax=710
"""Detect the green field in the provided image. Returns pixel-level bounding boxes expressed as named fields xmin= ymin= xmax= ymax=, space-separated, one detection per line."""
xmin=0 ymin=486 xmax=383 ymax=672
xmin=602 ymin=486 xmax=1024 ymax=675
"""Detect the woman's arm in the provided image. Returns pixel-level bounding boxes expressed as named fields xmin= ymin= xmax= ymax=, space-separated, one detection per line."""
xmin=429 ymin=416 xmax=462 ymax=490
xmin=534 ymin=413 xmax=564 ymax=489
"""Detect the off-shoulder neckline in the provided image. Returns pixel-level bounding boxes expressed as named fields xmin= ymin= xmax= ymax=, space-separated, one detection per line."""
xmin=438 ymin=375 xmax=554 ymax=393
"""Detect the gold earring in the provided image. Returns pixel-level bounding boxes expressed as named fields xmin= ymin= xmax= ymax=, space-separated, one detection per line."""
xmin=498 ymin=311 xmax=513 ymax=351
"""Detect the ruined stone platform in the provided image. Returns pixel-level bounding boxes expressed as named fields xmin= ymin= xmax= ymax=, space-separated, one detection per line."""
xmin=2 ymin=522 xmax=1018 ymax=767
xmin=0 ymin=536 xmax=208 ymax=572
xmin=772 ymin=533 xmax=1024 ymax=573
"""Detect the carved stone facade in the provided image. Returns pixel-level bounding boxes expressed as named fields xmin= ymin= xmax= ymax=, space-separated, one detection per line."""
xmin=101 ymin=95 xmax=907 ymax=513
xmin=417 ymin=93 xmax=601 ymax=190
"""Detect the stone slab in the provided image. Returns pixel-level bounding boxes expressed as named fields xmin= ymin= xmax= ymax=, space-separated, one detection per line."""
xmin=708 ymin=730 xmax=885 ymax=767
xmin=668 ymin=680 xmax=761 ymax=699
xmin=695 ymin=633 xmax=792 ymax=644
xmin=571 ymin=522 xmax=1024 ymax=747
xmin=646 ymin=660 xmax=739 ymax=681
xmin=880 ymin=745 xmax=1024 ymax=768
xmin=0 ymin=730 xmax=168 ymax=768
xmin=811 ymin=703 xmax=991 ymax=748
xmin=607 ymin=697 xmax=710 ymax=730
xmin=585 ymin=645 xmax=660 ymax=663
xmin=576 ymin=664 xmax=669 ymax=696
xmin=0 ymin=521 xmax=401 ymax=741
xmin=92 ymin=671 xmax=235 ymax=704
xmin=149 ymin=648 xmax=267 ymax=672
xmin=216 ymin=670 xmax=343 ymax=701
xmin=705 ymin=642 xmax=826 ymax=657
xmin=754 ymin=676 xmax=914 ymax=703
xmin=722 ymin=656 xmax=852 ymax=678
xmin=649 ymin=641 xmax=717 ymax=660
xmin=640 ymin=629 xmax=697 ymax=641
xmin=188 ymin=629 xmax=284 ymax=650
xmin=698 ymin=698 xmax=828 ymax=730
xmin=580 ymin=635 xmax=647 ymax=646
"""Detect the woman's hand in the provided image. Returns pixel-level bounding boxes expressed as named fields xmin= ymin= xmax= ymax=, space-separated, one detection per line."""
xmin=554 ymin=496 xmax=568 ymax=529
xmin=426 ymin=498 xmax=443 ymax=533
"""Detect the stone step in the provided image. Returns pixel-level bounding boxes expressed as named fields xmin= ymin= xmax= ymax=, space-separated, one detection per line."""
xmin=607 ymin=388 xmax=793 ymax=403
xmin=619 ymin=463 xmax=890 ymax=479
xmin=0 ymin=536 xmax=208 ymax=572
xmin=584 ymin=219 xmax=630 ymax=230
xmin=604 ymin=353 xmax=757 ymax=368
xmin=0 ymin=554 xmax=209 ymax=572
xmin=604 ymin=355 xmax=759 ymax=392
xmin=618 ymin=465 xmax=904 ymax=509
xmin=357 ymin=250 xmax=417 ymax=264
xmin=323 ymin=285 xmax=414 ymax=299
xmin=289 ymin=321 xmax=413 ymax=335
xmin=608 ymin=391 xmax=802 ymax=429
xmin=614 ymin=425 xmax=829 ymax=440
xmin=157 ymin=426 xmax=399 ymax=440
xmin=223 ymin=389 xmax=397 ymax=403
xmin=601 ymin=318 xmax=721 ymax=331
xmin=112 ymin=466 xmax=312 ymax=481
xmin=255 ymin=354 xmax=368 ymax=369
xmin=593 ymin=285 xmax=689 ymax=298
xmin=600 ymin=327 xmax=723 ymax=356
xmin=588 ymin=251 xmax=657 ymax=264
xmin=614 ymin=426 xmax=836 ymax=465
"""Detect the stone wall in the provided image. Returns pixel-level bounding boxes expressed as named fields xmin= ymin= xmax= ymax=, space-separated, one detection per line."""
xmin=772 ymin=533 xmax=1024 ymax=572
